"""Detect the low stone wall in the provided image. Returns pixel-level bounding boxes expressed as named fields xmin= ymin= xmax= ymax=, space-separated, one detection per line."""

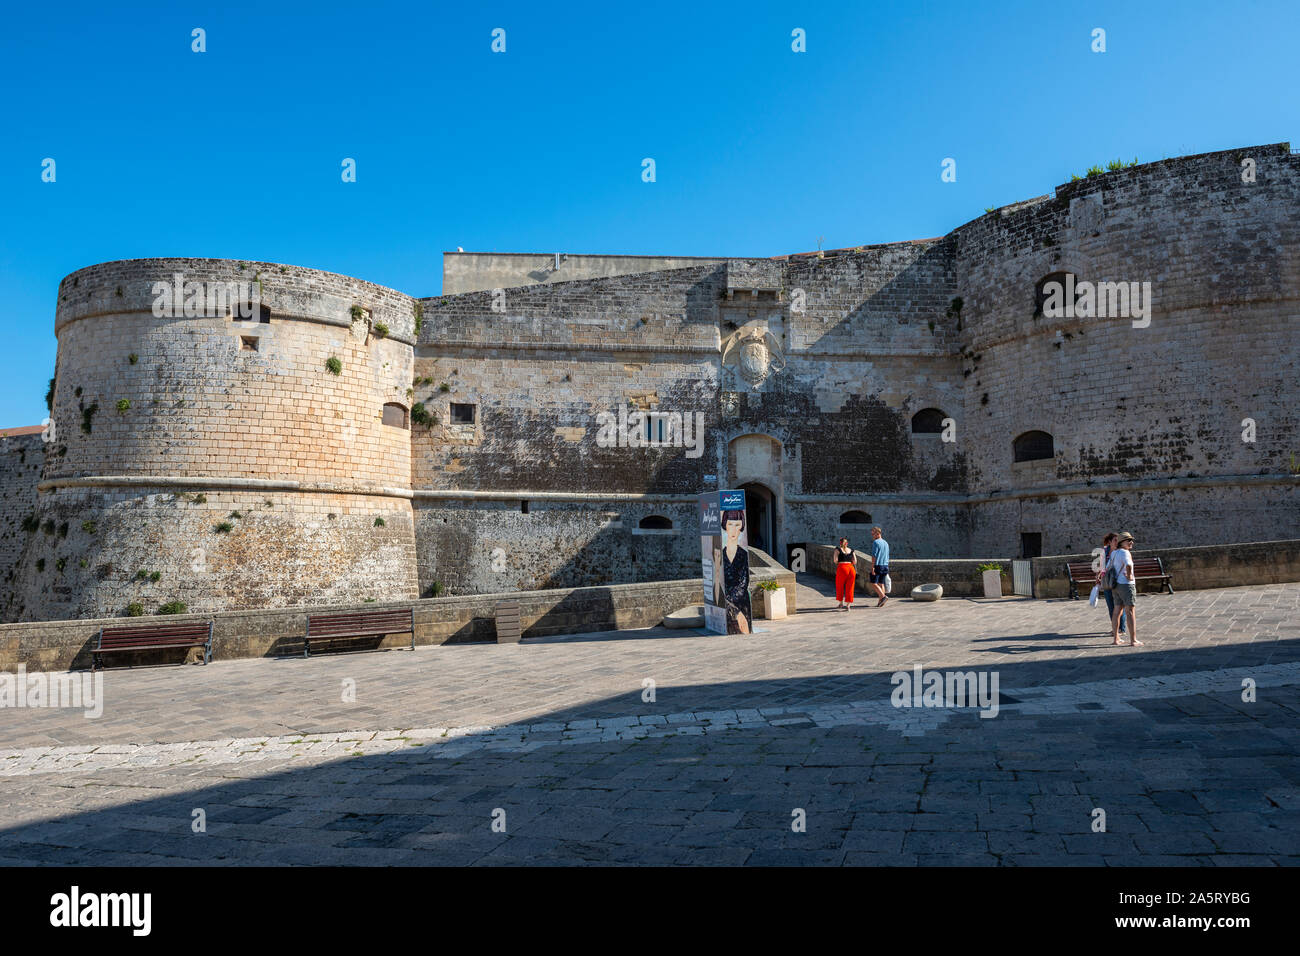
xmin=809 ymin=539 xmax=1300 ymax=600
xmin=809 ymin=545 xmax=1011 ymax=598
xmin=1031 ymin=539 xmax=1300 ymax=599
xmin=0 ymin=557 xmax=794 ymax=673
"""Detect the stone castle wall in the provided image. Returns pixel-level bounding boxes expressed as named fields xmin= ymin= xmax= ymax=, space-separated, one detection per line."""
xmin=442 ymin=251 xmax=729 ymax=294
xmin=952 ymin=143 xmax=1300 ymax=554
xmin=0 ymin=432 xmax=45 ymax=615
xmin=1 ymin=144 xmax=1297 ymax=622
xmin=6 ymin=259 xmax=419 ymax=621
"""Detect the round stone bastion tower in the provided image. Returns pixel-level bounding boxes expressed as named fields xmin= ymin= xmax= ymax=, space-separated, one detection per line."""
xmin=11 ymin=258 xmax=419 ymax=622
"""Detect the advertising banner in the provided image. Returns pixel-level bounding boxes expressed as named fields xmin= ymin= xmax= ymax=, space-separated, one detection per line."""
xmin=699 ymin=489 xmax=751 ymax=634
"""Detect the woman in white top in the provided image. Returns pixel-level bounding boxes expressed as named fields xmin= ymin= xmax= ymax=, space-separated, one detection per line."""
xmin=1108 ymin=531 xmax=1142 ymax=647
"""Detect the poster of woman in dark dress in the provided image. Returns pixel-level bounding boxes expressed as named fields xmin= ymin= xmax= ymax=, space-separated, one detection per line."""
xmin=721 ymin=508 xmax=751 ymax=634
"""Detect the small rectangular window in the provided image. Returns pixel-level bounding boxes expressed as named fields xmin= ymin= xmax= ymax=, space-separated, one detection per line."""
xmin=451 ymin=403 xmax=476 ymax=424
xmin=1020 ymin=532 xmax=1042 ymax=559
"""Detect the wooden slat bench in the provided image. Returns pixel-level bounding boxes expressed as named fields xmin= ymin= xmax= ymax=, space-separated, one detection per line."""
xmin=303 ymin=608 xmax=415 ymax=658
xmin=1067 ymin=557 xmax=1175 ymax=599
xmin=94 ymin=621 xmax=213 ymax=670
xmin=1066 ymin=561 xmax=1100 ymax=600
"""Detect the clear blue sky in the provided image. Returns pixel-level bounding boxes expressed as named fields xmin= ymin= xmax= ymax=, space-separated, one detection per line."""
xmin=1 ymin=0 xmax=1296 ymax=426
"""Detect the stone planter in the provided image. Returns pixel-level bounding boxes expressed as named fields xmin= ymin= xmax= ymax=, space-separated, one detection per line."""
xmin=756 ymin=587 xmax=787 ymax=620
xmin=981 ymin=569 xmax=1003 ymax=598
xmin=910 ymin=583 xmax=943 ymax=602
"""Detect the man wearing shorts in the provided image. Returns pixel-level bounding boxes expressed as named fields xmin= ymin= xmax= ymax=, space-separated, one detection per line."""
xmin=869 ymin=526 xmax=891 ymax=608
xmin=1108 ymin=531 xmax=1142 ymax=647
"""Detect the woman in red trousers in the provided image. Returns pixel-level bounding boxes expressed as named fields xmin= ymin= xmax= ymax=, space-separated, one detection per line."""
xmin=834 ymin=537 xmax=857 ymax=610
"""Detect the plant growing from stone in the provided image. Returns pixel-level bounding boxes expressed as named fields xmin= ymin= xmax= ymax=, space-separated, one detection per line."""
xmin=374 ymin=517 xmax=385 ymax=527
xmin=128 ymin=353 xmax=138 ymax=364
xmin=157 ymin=601 xmax=187 ymax=615
xmin=126 ymin=602 xmax=144 ymax=617
xmin=116 ymin=399 xmax=130 ymax=413
xmin=214 ymin=521 xmax=234 ymax=533
xmin=410 ymin=403 xmax=438 ymax=427
xmin=80 ymin=402 xmax=99 ymax=434
xmin=82 ymin=520 xmax=97 ymax=534
xmin=373 ymin=322 xmax=389 ymax=338
xmin=326 ymin=356 xmax=342 ymax=375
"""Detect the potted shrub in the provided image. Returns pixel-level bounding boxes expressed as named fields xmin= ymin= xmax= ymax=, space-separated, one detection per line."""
xmin=977 ymin=563 xmax=1004 ymax=598
xmin=755 ymin=580 xmax=787 ymax=620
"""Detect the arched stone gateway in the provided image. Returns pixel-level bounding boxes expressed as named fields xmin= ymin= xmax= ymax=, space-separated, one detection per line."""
xmin=729 ymin=434 xmax=784 ymax=560
xmin=738 ymin=481 xmax=776 ymax=556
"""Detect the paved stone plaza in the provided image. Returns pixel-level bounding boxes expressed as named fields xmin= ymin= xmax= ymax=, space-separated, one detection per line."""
xmin=1 ymin=579 xmax=1298 ymax=866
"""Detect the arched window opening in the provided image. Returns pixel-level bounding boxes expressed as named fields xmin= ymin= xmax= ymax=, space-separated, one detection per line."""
xmin=639 ymin=515 xmax=673 ymax=530
xmin=1013 ymin=430 xmax=1055 ymax=462
xmin=382 ymin=403 xmax=408 ymax=429
xmin=1034 ymin=271 xmax=1078 ymax=318
xmin=839 ymin=510 xmax=872 ymax=525
xmin=911 ymin=408 xmax=947 ymax=434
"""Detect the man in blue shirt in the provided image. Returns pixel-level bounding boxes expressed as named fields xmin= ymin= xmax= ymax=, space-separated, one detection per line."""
xmin=869 ymin=526 xmax=891 ymax=607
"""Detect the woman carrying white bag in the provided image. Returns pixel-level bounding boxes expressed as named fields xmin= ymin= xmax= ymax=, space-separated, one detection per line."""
xmin=1094 ymin=532 xmax=1126 ymax=636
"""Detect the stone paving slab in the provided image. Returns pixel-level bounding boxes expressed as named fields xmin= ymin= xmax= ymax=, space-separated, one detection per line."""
xmin=0 ymin=681 xmax=1293 ymax=866
xmin=2 ymin=581 xmax=1296 ymax=750
xmin=0 ymin=580 xmax=1297 ymax=865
